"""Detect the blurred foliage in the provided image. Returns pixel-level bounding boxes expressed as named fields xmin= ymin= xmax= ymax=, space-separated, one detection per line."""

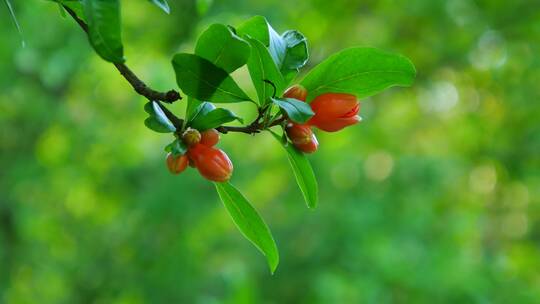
xmin=1 ymin=0 xmax=540 ymax=303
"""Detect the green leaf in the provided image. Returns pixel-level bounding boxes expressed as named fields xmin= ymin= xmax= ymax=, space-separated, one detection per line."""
xmin=270 ymin=131 xmax=318 ymax=209
xmin=171 ymin=53 xmax=251 ymax=103
xmin=246 ymin=38 xmax=285 ymax=105
xmin=189 ymin=101 xmax=215 ymax=123
xmin=236 ymin=17 xmax=306 ymax=85
xmin=143 ymin=101 xmax=154 ymax=115
xmin=148 ymin=0 xmax=169 ymax=14
xmin=301 ymin=47 xmax=416 ymax=101
xmin=195 ymin=23 xmax=251 ymax=73
xmin=281 ymin=31 xmax=309 ymax=70
xmin=186 ymin=97 xmax=203 ymax=121
xmin=164 ymin=139 xmax=187 ymax=156
xmin=144 ymin=101 xmax=176 ymax=133
xmin=214 ymin=182 xmax=279 ymax=274
xmin=144 ymin=117 xmax=172 ymax=133
xmin=280 ymin=30 xmax=309 ymax=84
xmin=58 ymin=3 xmax=67 ymax=17
xmin=236 ymin=16 xmax=308 ymax=85
xmin=271 ymin=97 xmax=314 ymax=124
xmin=188 ymin=101 xmax=244 ymax=130
xmin=191 ymin=108 xmax=242 ymax=131
xmin=236 ymin=16 xmax=269 ymax=46
xmin=53 ymin=0 xmax=86 ymax=21
xmin=82 ymin=0 xmax=124 ymax=63
xmin=268 ymin=25 xmax=287 ymax=69
xmin=152 ymin=102 xmax=176 ymax=131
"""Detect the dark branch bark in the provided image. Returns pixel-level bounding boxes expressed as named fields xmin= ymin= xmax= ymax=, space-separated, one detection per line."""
xmin=62 ymin=4 xmax=285 ymax=135
xmin=113 ymin=63 xmax=180 ymax=103
xmin=62 ymin=5 xmax=181 ymax=103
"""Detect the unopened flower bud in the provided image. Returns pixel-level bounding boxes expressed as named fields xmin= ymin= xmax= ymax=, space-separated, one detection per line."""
xmin=285 ymin=123 xmax=313 ymax=145
xmin=188 ymin=144 xmax=233 ymax=182
xmin=182 ymin=128 xmax=201 ymax=147
xmin=166 ymin=152 xmax=189 ymax=174
xmin=200 ymin=129 xmax=220 ymax=147
xmin=283 ymin=84 xmax=308 ymax=102
xmin=295 ymin=133 xmax=319 ymax=153
xmin=308 ymin=93 xmax=361 ymax=132
xmin=285 ymin=123 xmax=318 ymax=153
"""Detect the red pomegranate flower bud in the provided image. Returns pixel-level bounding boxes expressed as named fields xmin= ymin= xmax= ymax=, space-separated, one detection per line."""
xmin=285 ymin=123 xmax=312 ymax=145
xmin=166 ymin=152 xmax=189 ymax=174
xmin=188 ymin=144 xmax=233 ymax=182
xmin=285 ymin=123 xmax=318 ymax=153
xmin=308 ymin=93 xmax=361 ymax=132
xmin=200 ymin=129 xmax=220 ymax=147
xmin=295 ymin=133 xmax=319 ymax=154
xmin=182 ymin=128 xmax=201 ymax=147
xmin=283 ymin=84 xmax=308 ymax=101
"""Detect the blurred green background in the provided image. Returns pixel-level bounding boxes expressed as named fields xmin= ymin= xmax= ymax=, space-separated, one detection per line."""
xmin=1 ymin=0 xmax=539 ymax=303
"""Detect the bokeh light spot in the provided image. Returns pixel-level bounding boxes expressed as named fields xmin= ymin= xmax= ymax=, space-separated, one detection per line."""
xmin=469 ymin=164 xmax=497 ymax=194
xmin=364 ymin=151 xmax=394 ymax=182
xmin=469 ymin=30 xmax=508 ymax=70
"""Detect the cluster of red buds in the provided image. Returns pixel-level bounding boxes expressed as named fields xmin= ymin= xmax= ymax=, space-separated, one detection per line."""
xmin=166 ymin=128 xmax=233 ymax=182
xmin=166 ymin=85 xmax=361 ymax=181
xmin=283 ymin=85 xmax=362 ymax=153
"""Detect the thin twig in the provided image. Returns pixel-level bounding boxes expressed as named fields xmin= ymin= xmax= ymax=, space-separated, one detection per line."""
xmin=62 ymin=4 xmax=286 ymax=135
xmin=62 ymin=5 xmax=181 ymax=103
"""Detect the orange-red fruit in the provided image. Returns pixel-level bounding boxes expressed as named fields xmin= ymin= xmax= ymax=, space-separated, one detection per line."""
xmin=308 ymin=93 xmax=361 ymax=132
xmin=188 ymin=144 xmax=233 ymax=182
xmin=295 ymin=133 xmax=319 ymax=153
xmin=283 ymin=84 xmax=308 ymax=102
xmin=182 ymin=128 xmax=201 ymax=147
xmin=166 ymin=153 xmax=189 ymax=174
xmin=200 ymin=129 xmax=220 ymax=147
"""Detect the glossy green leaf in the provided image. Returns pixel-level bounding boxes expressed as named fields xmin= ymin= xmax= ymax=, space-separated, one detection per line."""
xmin=301 ymin=47 xmax=416 ymax=101
xmin=280 ymin=30 xmax=308 ymax=84
xmin=143 ymin=101 xmax=153 ymax=115
xmin=237 ymin=16 xmax=308 ymax=85
xmin=195 ymin=23 xmax=251 ymax=73
xmin=188 ymin=101 xmax=215 ymax=123
xmin=144 ymin=101 xmax=176 ymax=133
xmin=144 ymin=117 xmax=172 ymax=133
xmin=164 ymin=139 xmax=187 ymax=156
xmin=281 ymin=31 xmax=309 ymax=70
xmin=236 ymin=16 xmax=306 ymax=85
xmin=271 ymin=131 xmax=318 ymax=209
xmin=268 ymin=25 xmax=287 ymax=69
xmin=236 ymin=15 xmax=269 ymax=46
xmin=246 ymin=38 xmax=285 ymax=105
xmin=152 ymin=102 xmax=176 ymax=131
xmin=148 ymin=0 xmax=170 ymax=14
xmin=214 ymin=182 xmax=279 ymax=274
xmin=172 ymin=53 xmax=251 ymax=103
xmin=81 ymin=0 xmax=124 ymax=63
xmin=272 ymin=97 xmax=314 ymax=124
xmin=190 ymin=108 xmax=242 ymax=131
